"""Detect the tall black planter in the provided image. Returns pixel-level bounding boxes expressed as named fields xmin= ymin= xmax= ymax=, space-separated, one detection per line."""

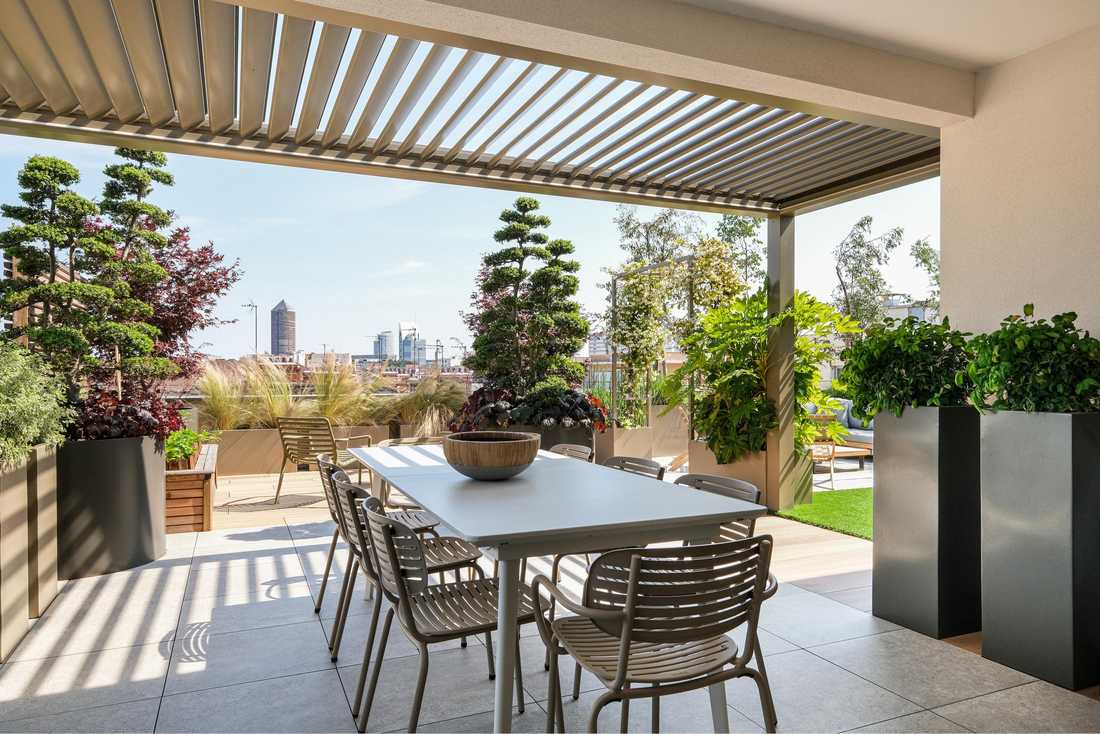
xmin=58 ymin=436 xmax=166 ymax=579
xmin=511 ymin=424 xmax=593 ymax=454
xmin=980 ymin=411 xmax=1100 ymax=689
xmin=872 ymin=407 xmax=981 ymax=638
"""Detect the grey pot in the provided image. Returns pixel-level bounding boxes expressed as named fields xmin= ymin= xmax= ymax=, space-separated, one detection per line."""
xmin=58 ymin=436 xmax=166 ymax=579
xmin=980 ymin=410 xmax=1100 ymax=689
xmin=872 ymin=407 xmax=981 ymax=639
xmin=510 ymin=423 xmax=593 ymax=455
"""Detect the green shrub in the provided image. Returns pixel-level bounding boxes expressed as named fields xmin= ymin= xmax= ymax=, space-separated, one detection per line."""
xmin=840 ymin=316 xmax=971 ymax=419
xmin=965 ymin=305 xmax=1100 ymax=413
xmin=164 ymin=428 xmax=218 ymax=464
xmin=0 ymin=341 xmax=72 ymax=466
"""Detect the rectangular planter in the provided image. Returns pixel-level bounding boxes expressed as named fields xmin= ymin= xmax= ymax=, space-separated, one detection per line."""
xmin=214 ymin=425 xmax=389 ymax=476
xmin=980 ymin=411 xmax=1100 ymax=689
xmin=594 ymin=426 xmax=654 ymax=464
xmin=650 ymin=405 xmax=690 ymax=458
xmin=872 ymin=407 xmax=981 ymax=639
xmin=27 ymin=445 xmax=58 ymax=617
xmin=511 ymin=424 xmax=594 ymax=455
xmin=165 ymin=444 xmax=218 ymax=534
xmin=58 ymin=436 xmax=165 ymax=579
xmin=0 ymin=455 xmax=30 ymax=661
xmin=688 ymin=440 xmax=768 ymax=501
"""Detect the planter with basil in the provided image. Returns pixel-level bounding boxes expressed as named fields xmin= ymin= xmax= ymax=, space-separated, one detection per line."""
xmin=0 ymin=342 xmax=70 ymax=660
xmin=966 ymin=306 xmax=1100 ymax=689
xmin=841 ymin=316 xmax=979 ymax=639
xmin=663 ymin=291 xmax=854 ymax=508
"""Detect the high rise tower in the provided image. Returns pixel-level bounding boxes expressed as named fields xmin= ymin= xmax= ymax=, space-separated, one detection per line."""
xmin=270 ymin=300 xmax=296 ymax=356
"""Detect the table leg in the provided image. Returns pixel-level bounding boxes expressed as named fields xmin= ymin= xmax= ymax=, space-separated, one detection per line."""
xmin=493 ymin=557 xmax=520 ymax=733
xmin=708 ymin=680 xmax=730 ymax=733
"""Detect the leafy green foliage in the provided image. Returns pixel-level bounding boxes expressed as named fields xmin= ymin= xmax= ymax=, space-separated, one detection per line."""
xmin=909 ymin=239 xmax=940 ymax=313
xmin=840 ymin=317 xmax=971 ymax=418
xmin=508 ymin=376 xmax=608 ymax=431
xmin=661 ymin=291 xmax=856 ymax=463
xmin=965 ymin=305 xmax=1100 ymax=413
xmin=608 ymin=263 xmax=665 ymax=428
xmin=831 ymin=216 xmax=905 ymax=326
xmin=464 ymin=197 xmax=587 ymax=392
xmin=0 ymin=341 xmax=72 ymax=466
xmin=715 ymin=214 xmax=765 ymax=289
xmin=164 ymin=428 xmax=218 ymax=465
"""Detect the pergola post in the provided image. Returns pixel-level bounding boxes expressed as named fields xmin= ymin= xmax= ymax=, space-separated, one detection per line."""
xmin=765 ymin=213 xmax=805 ymax=510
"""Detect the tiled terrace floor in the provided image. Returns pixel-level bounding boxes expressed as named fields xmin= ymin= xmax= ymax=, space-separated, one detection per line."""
xmin=3 ymin=485 xmax=1100 ymax=732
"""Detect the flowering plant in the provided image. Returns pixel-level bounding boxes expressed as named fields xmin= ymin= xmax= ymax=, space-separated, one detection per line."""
xmin=508 ymin=378 xmax=607 ymax=432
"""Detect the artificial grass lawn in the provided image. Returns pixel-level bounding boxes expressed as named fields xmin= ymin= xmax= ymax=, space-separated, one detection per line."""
xmin=777 ymin=488 xmax=872 ymax=540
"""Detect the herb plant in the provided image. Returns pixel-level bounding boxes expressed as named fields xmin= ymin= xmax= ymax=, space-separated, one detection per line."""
xmin=965 ymin=305 xmax=1100 ymax=413
xmin=164 ymin=428 xmax=218 ymax=466
xmin=840 ymin=316 xmax=971 ymax=418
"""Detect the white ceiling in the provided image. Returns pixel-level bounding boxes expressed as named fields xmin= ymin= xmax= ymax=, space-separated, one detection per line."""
xmin=679 ymin=0 xmax=1100 ymax=70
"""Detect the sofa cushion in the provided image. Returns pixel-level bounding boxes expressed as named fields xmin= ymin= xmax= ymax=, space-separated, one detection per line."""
xmin=848 ymin=412 xmax=875 ymax=430
xmin=845 ymin=427 xmax=874 ymax=446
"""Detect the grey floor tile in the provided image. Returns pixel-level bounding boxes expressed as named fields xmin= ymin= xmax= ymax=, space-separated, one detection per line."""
xmin=156 ymin=669 xmax=354 ymax=733
xmin=336 ymin=644 xmax=516 ymax=732
xmin=184 ymin=547 xmax=307 ymax=601
xmin=825 ymin=586 xmax=873 ymax=613
xmin=933 ymin=680 xmax=1100 ymax=733
xmin=757 ymin=585 xmax=898 ymax=648
xmin=288 ymin=520 xmax=338 ymax=544
xmin=556 ymin=688 xmax=762 ymax=734
xmin=326 ymin=602 xmax=467 ymax=666
xmin=0 ymin=698 xmax=160 ymax=733
xmin=0 ymin=642 xmax=171 ymax=723
xmin=846 ymin=710 xmax=969 ymax=733
xmin=166 ymin=619 xmax=333 ymax=694
xmin=415 ymin=705 xmax=544 ymax=733
xmin=519 ymin=633 xmax=604 ymax=703
xmin=789 ymin=570 xmax=872 ymax=595
xmin=725 ymin=649 xmax=920 ymax=733
xmin=811 ymin=628 xmax=1034 ymax=709
xmin=176 ymin=581 xmax=316 ymax=637
xmin=12 ymin=567 xmax=187 ymax=662
xmin=730 ymin=625 xmax=800 ymax=658
xmin=192 ymin=525 xmax=293 ymax=553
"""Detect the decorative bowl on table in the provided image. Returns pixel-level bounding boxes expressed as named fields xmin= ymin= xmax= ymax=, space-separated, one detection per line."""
xmin=442 ymin=431 xmax=540 ymax=481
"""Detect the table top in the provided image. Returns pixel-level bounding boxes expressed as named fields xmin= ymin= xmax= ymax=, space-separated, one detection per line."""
xmin=348 ymin=445 xmax=766 ymax=550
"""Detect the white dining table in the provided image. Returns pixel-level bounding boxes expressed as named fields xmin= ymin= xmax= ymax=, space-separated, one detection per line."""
xmin=349 ymin=445 xmax=767 ymax=733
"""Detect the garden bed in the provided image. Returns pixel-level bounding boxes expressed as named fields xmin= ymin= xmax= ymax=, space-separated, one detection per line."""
xmin=165 ymin=444 xmax=218 ymax=533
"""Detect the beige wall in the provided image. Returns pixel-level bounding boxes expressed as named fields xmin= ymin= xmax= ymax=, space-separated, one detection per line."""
xmin=941 ymin=22 xmax=1100 ymax=334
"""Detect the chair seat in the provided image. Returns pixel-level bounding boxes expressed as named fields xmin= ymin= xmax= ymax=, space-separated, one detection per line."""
xmin=553 ymin=616 xmax=738 ymax=684
xmin=409 ymin=579 xmax=537 ymax=640
xmin=387 ymin=509 xmax=440 ymax=534
xmin=334 ymin=449 xmax=363 ymax=468
xmin=422 ymin=536 xmax=482 ymax=572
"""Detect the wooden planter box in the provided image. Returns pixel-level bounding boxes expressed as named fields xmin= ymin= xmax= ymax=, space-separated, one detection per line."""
xmin=688 ymin=440 xmax=768 ymax=499
xmin=1 ymin=444 xmax=60 ymax=662
xmin=166 ymin=444 xmax=218 ymax=534
xmin=594 ymin=426 xmax=654 ymax=464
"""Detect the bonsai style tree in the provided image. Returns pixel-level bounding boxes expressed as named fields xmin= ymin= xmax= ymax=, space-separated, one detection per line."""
xmin=464 ymin=197 xmax=587 ymax=393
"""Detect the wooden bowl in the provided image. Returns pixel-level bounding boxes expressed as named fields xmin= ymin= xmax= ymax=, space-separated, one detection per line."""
xmin=443 ymin=431 xmax=541 ymax=481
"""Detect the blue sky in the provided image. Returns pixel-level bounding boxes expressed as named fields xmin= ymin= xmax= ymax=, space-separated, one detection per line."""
xmin=0 ymin=135 xmax=939 ymax=359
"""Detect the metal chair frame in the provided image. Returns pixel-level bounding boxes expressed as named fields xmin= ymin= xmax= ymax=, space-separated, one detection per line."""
xmin=549 ymin=442 xmax=595 ymax=462
xmin=274 ymin=416 xmax=370 ymax=503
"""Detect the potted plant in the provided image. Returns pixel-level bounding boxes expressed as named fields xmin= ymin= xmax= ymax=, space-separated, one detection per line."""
xmin=840 ymin=316 xmax=978 ymax=639
xmin=662 ymin=291 xmax=855 ymax=507
xmin=164 ymin=428 xmax=219 ymax=533
xmin=0 ymin=341 xmax=71 ymax=659
xmin=508 ymin=377 xmax=607 ymax=450
xmin=965 ymin=305 xmax=1100 ymax=689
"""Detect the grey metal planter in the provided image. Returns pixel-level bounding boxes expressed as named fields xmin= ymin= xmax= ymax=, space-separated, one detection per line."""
xmin=872 ymin=407 xmax=981 ymax=639
xmin=58 ymin=436 xmax=166 ymax=579
xmin=510 ymin=424 xmax=593 ymax=455
xmin=980 ymin=411 xmax=1100 ymax=689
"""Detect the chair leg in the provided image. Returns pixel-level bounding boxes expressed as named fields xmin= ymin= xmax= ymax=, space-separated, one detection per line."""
xmin=408 ymin=643 xmax=430 ymax=733
xmin=588 ymin=691 xmax=617 ymax=734
xmin=484 ymin=630 xmax=496 ymax=680
xmin=514 ymin=633 xmax=525 ymax=715
xmin=746 ymin=667 xmax=777 ymax=734
xmin=753 ymin=641 xmax=779 ymax=731
xmin=546 ymin=643 xmax=560 ymax=733
xmin=357 ymin=606 xmax=394 ymax=733
xmin=351 ymin=586 xmax=383 ymax=716
xmin=314 ymin=527 xmax=340 ymax=614
xmin=273 ymin=465 xmax=286 ymax=504
xmin=652 ymin=688 xmax=660 ymax=733
xmin=327 ymin=560 xmax=355 ymax=651
xmin=620 ymin=689 xmax=630 ymax=734
xmin=572 ymin=662 xmax=582 ymax=700
xmin=330 ymin=562 xmax=358 ymax=661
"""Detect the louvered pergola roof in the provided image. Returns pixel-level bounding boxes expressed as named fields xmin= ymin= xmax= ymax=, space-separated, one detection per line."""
xmin=0 ymin=0 xmax=939 ymax=215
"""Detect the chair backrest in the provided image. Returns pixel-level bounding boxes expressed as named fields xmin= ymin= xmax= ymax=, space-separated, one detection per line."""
xmin=549 ymin=443 xmax=594 ymax=462
xmin=603 ymin=455 xmax=666 ymax=481
xmin=316 ymin=453 xmax=343 ymax=525
xmin=674 ymin=473 xmax=761 ymax=539
xmin=364 ymin=503 xmax=429 ymax=607
xmin=277 ymin=416 xmax=338 ymax=465
xmin=331 ymin=472 xmax=368 ymax=558
xmin=585 ymin=536 xmax=772 ymax=655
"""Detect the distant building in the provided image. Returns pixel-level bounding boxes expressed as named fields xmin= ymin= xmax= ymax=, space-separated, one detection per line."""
xmin=270 ymin=300 xmax=296 ymax=356
xmin=588 ymin=331 xmax=610 ymax=356
xmin=398 ymin=322 xmax=424 ymax=363
xmin=373 ymin=330 xmax=394 ymax=359
xmin=303 ymin=351 xmax=352 ymax=369
xmin=883 ymin=293 xmax=936 ymax=322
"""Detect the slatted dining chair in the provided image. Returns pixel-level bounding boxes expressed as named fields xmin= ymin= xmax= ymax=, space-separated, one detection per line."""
xmin=359 ymin=505 xmax=536 ymax=733
xmin=603 ymin=454 xmax=666 ymax=480
xmin=549 ymin=442 xmax=594 ymax=462
xmin=533 ymin=537 xmax=778 ymax=734
xmin=274 ymin=416 xmax=371 ymax=503
xmin=374 ymin=436 xmax=447 ymax=513
xmin=673 ymin=473 xmax=779 ymax=730
xmin=313 ymin=455 xmax=354 ymax=617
